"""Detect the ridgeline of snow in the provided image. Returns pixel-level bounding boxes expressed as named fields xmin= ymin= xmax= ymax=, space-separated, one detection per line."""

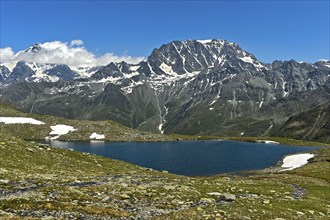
xmin=47 ymin=124 xmax=76 ymax=140
xmin=0 ymin=117 xmax=45 ymax=125
xmin=90 ymin=132 xmax=105 ymax=140
xmin=280 ymin=153 xmax=314 ymax=171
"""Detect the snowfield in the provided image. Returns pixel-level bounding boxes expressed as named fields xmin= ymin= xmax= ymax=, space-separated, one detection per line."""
xmin=90 ymin=132 xmax=105 ymax=140
xmin=47 ymin=124 xmax=76 ymax=140
xmin=280 ymin=153 xmax=314 ymax=171
xmin=0 ymin=117 xmax=45 ymax=125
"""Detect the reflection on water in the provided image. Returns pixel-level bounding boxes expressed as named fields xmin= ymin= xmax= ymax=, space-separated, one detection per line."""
xmin=90 ymin=140 xmax=106 ymax=146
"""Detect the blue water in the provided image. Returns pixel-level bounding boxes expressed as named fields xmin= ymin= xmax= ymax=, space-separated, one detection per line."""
xmin=46 ymin=140 xmax=318 ymax=176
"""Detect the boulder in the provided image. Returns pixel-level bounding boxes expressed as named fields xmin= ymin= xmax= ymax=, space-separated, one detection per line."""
xmin=217 ymin=193 xmax=236 ymax=202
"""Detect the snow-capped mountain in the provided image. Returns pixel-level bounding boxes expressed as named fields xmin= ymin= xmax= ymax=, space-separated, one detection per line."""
xmin=0 ymin=43 xmax=100 ymax=83
xmin=1 ymin=39 xmax=329 ymax=138
xmin=24 ymin=43 xmax=42 ymax=53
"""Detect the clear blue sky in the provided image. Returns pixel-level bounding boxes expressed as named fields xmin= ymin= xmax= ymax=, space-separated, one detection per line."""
xmin=1 ymin=0 xmax=329 ymax=62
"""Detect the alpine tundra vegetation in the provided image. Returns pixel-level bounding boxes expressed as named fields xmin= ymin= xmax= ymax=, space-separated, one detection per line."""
xmin=0 ymin=87 xmax=329 ymax=219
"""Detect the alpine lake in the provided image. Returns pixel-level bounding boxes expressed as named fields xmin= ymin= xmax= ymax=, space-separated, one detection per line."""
xmin=45 ymin=140 xmax=319 ymax=176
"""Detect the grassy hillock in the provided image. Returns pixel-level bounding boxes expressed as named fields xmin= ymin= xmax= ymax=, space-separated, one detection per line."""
xmin=0 ymin=102 xmax=185 ymax=142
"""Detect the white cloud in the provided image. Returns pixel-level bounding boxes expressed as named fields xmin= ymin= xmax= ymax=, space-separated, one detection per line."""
xmin=0 ymin=40 xmax=145 ymax=68
xmin=0 ymin=47 xmax=15 ymax=63
xmin=70 ymin=39 xmax=84 ymax=47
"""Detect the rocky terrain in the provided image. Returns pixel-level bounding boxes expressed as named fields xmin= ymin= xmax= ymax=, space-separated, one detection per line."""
xmin=0 ymin=103 xmax=330 ymax=219
xmin=1 ymin=39 xmax=329 ymax=142
xmin=1 ymin=132 xmax=330 ymax=220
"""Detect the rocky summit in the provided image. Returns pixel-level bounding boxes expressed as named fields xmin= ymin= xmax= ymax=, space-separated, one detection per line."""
xmin=0 ymin=39 xmax=329 ymax=142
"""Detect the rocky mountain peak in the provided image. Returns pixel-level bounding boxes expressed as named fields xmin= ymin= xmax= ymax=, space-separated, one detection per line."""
xmin=0 ymin=39 xmax=329 ymax=139
xmin=24 ymin=44 xmax=42 ymax=53
xmin=147 ymin=39 xmax=266 ymax=76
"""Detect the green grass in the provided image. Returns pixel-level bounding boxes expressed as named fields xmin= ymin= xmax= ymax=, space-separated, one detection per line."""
xmin=0 ymin=102 xmax=180 ymax=142
xmin=0 ymin=132 xmax=329 ymax=219
xmin=1 ymin=102 xmax=330 ymax=219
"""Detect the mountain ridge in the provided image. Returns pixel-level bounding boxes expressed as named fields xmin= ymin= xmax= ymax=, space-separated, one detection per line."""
xmin=1 ymin=39 xmax=329 ymax=141
xmin=1 ymin=39 xmax=328 ymax=83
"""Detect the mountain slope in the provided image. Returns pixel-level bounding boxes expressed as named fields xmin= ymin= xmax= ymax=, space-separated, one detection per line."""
xmin=0 ymin=102 xmax=177 ymax=142
xmin=276 ymin=103 xmax=330 ymax=143
xmin=0 ymin=39 xmax=329 ymax=139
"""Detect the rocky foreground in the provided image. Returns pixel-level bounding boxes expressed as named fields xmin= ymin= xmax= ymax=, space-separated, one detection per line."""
xmin=0 ymin=133 xmax=329 ymax=219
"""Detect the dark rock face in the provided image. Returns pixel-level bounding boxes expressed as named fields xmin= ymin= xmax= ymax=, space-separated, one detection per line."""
xmin=0 ymin=65 xmax=10 ymax=82
xmin=24 ymin=43 xmax=42 ymax=53
xmin=6 ymin=61 xmax=35 ymax=82
xmin=1 ymin=39 xmax=329 ymax=142
xmin=91 ymin=62 xmax=122 ymax=80
xmin=45 ymin=65 xmax=77 ymax=81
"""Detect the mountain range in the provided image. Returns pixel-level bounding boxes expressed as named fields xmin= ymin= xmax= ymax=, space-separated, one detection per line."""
xmin=1 ymin=39 xmax=329 ymax=142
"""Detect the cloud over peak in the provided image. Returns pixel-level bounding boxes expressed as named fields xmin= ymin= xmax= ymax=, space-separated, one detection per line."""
xmin=0 ymin=47 xmax=15 ymax=63
xmin=0 ymin=40 xmax=145 ymax=68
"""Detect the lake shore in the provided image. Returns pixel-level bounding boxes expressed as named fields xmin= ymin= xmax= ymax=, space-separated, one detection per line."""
xmin=1 ymin=133 xmax=329 ymax=219
xmin=44 ymin=139 xmax=320 ymax=177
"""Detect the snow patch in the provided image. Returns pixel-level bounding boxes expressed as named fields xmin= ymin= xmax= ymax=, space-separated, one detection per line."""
xmin=24 ymin=62 xmax=62 ymax=83
xmin=280 ymin=153 xmax=314 ymax=171
xmin=239 ymin=55 xmax=265 ymax=70
xmin=0 ymin=117 xmax=45 ymax=125
xmin=47 ymin=124 xmax=76 ymax=140
xmin=90 ymin=132 xmax=105 ymax=140
xmin=154 ymin=90 xmax=165 ymax=134
xmin=71 ymin=66 xmax=98 ymax=78
xmin=122 ymin=81 xmax=143 ymax=94
xmin=264 ymin=140 xmax=279 ymax=144
xmin=209 ymin=100 xmax=217 ymax=105
xmin=159 ymin=62 xmax=174 ymax=74
xmin=196 ymin=39 xmax=213 ymax=44
xmin=280 ymin=78 xmax=289 ymax=97
xmin=240 ymin=56 xmax=255 ymax=64
xmin=322 ymin=63 xmax=330 ymax=68
xmin=257 ymin=140 xmax=280 ymax=144
xmin=130 ymin=65 xmax=140 ymax=71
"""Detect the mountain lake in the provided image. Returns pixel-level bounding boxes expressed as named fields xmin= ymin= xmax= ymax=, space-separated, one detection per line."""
xmin=46 ymin=140 xmax=319 ymax=176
